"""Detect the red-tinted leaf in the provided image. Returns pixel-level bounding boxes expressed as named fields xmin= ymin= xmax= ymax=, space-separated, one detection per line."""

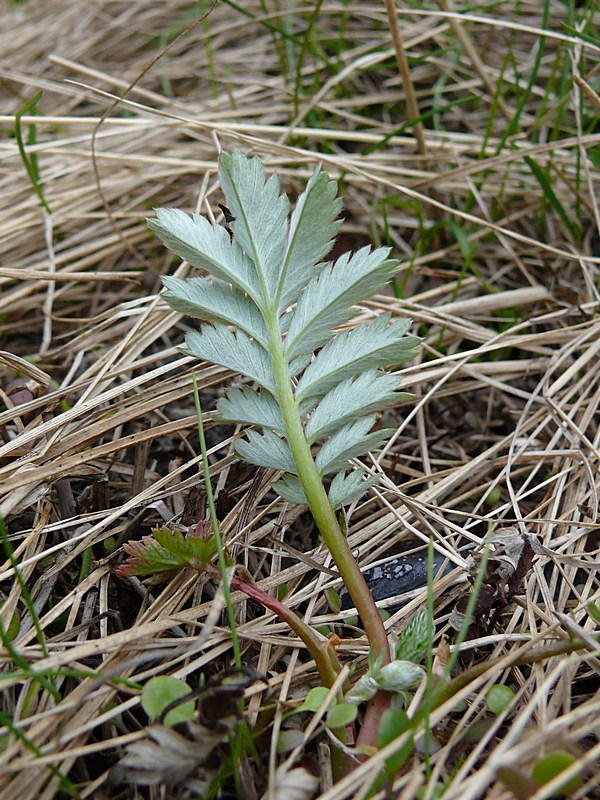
xmin=116 ymin=527 xmax=217 ymax=577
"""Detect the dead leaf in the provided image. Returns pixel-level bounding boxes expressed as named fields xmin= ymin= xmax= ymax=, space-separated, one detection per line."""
xmin=271 ymin=763 xmax=320 ymax=800
xmin=450 ymin=527 xmax=541 ymax=636
xmin=110 ymin=723 xmax=224 ymax=787
xmin=111 ymin=667 xmax=261 ymax=791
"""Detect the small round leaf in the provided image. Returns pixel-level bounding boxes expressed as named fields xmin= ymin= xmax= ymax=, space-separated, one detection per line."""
xmin=326 ymin=702 xmax=358 ymax=729
xmin=485 ymin=487 xmax=501 ymax=507
xmin=299 ymin=686 xmax=330 ymax=713
xmin=532 ymin=751 xmax=581 ymax=797
xmin=141 ymin=676 xmax=195 ymax=726
xmin=485 ymin=685 xmax=515 ymax=715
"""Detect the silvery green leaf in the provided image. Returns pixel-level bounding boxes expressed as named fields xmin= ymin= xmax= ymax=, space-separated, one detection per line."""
xmin=162 ymin=276 xmax=268 ymax=346
xmin=148 ymin=208 xmax=261 ymax=305
xmin=328 ymin=470 xmax=377 ymax=509
xmin=395 ymin=610 xmax=432 ymax=664
xmin=305 ymin=370 xmax=406 ymax=442
xmin=276 ymin=165 xmax=342 ymax=310
xmin=278 ymin=311 xmax=292 ymax=333
xmin=216 ymin=386 xmax=284 ymax=432
xmin=285 ymin=247 xmax=397 ymax=358
xmin=218 ymin=152 xmax=289 ymax=306
xmin=288 ymin=352 xmax=312 ymax=378
xmin=315 ymin=416 xmax=390 ymax=475
xmin=296 ymin=315 xmax=419 ymax=402
xmin=185 ymin=325 xmax=276 ymax=395
xmin=273 ymin=474 xmax=308 ymax=505
xmin=235 ymin=430 xmax=297 ymax=474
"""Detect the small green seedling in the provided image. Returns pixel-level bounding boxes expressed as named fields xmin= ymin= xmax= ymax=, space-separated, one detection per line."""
xmin=148 ymin=151 xmax=419 ymax=664
xmin=295 ymin=686 xmax=358 ymax=729
xmin=116 ymin=526 xmax=217 ymax=577
xmin=278 ymin=686 xmax=359 ymax=754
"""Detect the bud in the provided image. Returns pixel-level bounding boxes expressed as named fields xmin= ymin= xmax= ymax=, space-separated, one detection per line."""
xmin=378 ymin=661 xmax=424 ymax=692
xmin=345 ymin=659 xmax=424 ymax=705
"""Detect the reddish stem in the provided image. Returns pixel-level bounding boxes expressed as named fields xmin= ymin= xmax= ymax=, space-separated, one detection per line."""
xmin=355 ymin=691 xmax=391 ymax=751
xmin=215 ymin=565 xmax=390 ymax=753
xmin=206 ymin=563 xmax=341 ymax=689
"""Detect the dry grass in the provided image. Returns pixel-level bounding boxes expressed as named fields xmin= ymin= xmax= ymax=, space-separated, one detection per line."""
xmin=0 ymin=1 xmax=599 ymax=798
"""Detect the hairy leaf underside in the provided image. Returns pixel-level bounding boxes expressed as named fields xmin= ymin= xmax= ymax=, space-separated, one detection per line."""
xmin=149 ymin=151 xmax=419 ymax=508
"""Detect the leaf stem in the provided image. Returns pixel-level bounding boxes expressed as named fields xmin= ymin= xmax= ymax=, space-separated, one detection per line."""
xmin=224 ymin=566 xmax=341 ymax=688
xmin=266 ymin=318 xmax=391 ymax=665
xmin=195 ymin=372 xmax=341 ymax=689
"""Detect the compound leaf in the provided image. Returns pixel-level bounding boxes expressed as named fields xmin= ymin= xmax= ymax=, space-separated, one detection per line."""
xmin=116 ymin=527 xmax=217 ymax=577
xmin=149 ymin=152 xmax=420 ymax=516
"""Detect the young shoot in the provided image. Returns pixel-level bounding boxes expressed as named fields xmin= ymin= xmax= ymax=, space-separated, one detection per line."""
xmin=148 ymin=151 xmax=419 ymax=664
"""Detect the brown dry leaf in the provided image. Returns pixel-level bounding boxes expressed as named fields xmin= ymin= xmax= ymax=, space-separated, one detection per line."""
xmin=484 ymin=526 xmax=544 ymax=581
xmin=450 ymin=527 xmax=542 ymax=634
xmin=110 ymin=723 xmax=225 ymax=789
xmin=271 ymin=763 xmax=320 ymax=800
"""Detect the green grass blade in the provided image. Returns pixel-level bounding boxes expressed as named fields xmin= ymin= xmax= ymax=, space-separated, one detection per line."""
xmin=497 ymin=0 xmax=550 ymax=148
xmin=0 ymin=519 xmax=50 ymax=661
xmin=0 ymin=712 xmax=77 ymax=797
xmin=364 ymin=95 xmax=472 ymax=156
xmin=192 ymin=374 xmax=241 ymax=669
xmin=15 ymin=92 xmax=51 ymax=214
xmin=293 ymin=0 xmax=325 ymax=117
xmin=524 ymin=156 xmax=579 ymax=240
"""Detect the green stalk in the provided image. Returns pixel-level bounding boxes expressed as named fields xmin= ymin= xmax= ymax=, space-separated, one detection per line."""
xmin=193 ymin=374 xmax=242 ymax=669
xmin=196 ymin=373 xmax=340 ymax=689
xmin=265 ymin=317 xmax=391 ymax=665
